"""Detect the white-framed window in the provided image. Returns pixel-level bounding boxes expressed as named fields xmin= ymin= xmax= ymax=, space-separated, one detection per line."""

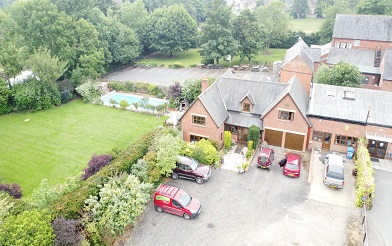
xmin=340 ymin=43 xmax=346 ymax=49
xmin=334 ymin=42 xmax=340 ymax=48
xmin=353 ymin=40 xmax=360 ymax=46
xmin=346 ymin=43 xmax=352 ymax=49
xmin=278 ymin=110 xmax=294 ymax=121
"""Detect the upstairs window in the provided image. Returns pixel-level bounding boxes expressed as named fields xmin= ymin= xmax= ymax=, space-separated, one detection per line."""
xmin=243 ymin=103 xmax=250 ymax=112
xmin=278 ymin=110 xmax=294 ymax=121
xmin=192 ymin=115 xmax=205 ymax=125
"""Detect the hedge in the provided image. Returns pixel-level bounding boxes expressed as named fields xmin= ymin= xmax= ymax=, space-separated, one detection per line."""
xmin=48 ymin=131 xmax=155 ymax=219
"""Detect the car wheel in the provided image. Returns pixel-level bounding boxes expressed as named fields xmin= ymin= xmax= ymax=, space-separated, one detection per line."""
xmin=183 ymin=213 xmax=191 ymax=220
xmin=195 ymin=177 xmax=203 ymax=184
xmin=156 ymin=206 xmax=163 ymax=213
xmin=172 ymin=173 xmax=178 ymax=179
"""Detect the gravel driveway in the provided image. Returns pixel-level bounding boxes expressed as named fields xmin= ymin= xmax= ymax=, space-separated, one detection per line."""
xmin=117 ymin=150 xmax=358 ymax=246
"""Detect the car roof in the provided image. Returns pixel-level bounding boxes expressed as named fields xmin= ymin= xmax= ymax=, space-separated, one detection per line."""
xmin=286 ymin=153 xmax=301 ymax=165
xmin=260 ymin=148 xmax=273 ymax=156
xmin=155 ymin=184 xmax=181 ymax=198
xmin=328 ymin=163 xmax=344 ymax=173
xmin=326 ymin=154 xmax=344 ymax=166
xmin=178 ymin=155 xmax=192 ymax=165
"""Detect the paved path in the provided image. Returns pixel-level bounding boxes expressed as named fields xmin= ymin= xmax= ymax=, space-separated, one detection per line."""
xmin=371 ymin=158 xmax=392 ymax=172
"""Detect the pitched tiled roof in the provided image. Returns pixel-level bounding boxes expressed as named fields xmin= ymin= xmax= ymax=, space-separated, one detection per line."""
xmin=327 ymin=48 xmax=381 ymax=74
xmin=240 ymin=91 xmax=256 ymax=105
xmin=383 ymin=49 xmax=392 ymax=80
xmin=261 ymin=76 xmax=311 ymax=126
xmin=333 ymin=14 xmax=392 ymax=42
xmin=199 ymin=82 xmax=228 ymax=127
xmin=225 ymin=111 xmax=262 ymax=129
xmin=308 ymin=83 xmax=392 ymax=127
xmin=282 ymin=38 xmax=318 ymax=71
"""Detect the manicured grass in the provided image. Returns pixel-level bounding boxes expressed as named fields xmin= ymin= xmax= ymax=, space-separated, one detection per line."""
xmin=289 ymin=17 xmax=324 ymax=33
xmin=0 ymin=100 xmax=167 ymax=196
xmin=139 ymin=48 xmax=286 ymax=67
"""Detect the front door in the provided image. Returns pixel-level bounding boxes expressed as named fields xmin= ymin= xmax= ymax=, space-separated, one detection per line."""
xmin=368 ymin=139 xmax=387 ymax=159
xmin=322 ymin=133 xmax=332 ymax=150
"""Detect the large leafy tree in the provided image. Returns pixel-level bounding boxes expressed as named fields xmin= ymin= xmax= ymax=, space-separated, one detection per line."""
xmin=233 ymin=9 xmax=264 ymax=62
xmin=355 ymin=0 xmax=392 ymax=15
xmin=0 ymin=10 xmax=25 ymax=87
xmin=149 ymin=133 xmax=181 ymax=176
xmin=314 ymin=61 xmax=362 ymax=87
xmin=315 ymin=0 xmax=334 ymax=17
xmin=199 ymin=0 xmax=238 ymax=64
xmin=318 ymin=0 xmax=353 ymax=44
xmin=147 ymin=5 xmax=197 ymax=57
xmin=256 ymin=0 xmax=290 ymax=53
xmin=290 ymin=0 xmax=310 ymax=18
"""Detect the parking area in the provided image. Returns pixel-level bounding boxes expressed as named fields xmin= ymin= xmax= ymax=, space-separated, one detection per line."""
xmin=102 ymin=67 xmax=279 ymax=86
xmin=116 ymin=148 xmax=358 ymax=246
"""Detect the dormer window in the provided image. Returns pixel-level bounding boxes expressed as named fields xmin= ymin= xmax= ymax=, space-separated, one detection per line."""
xmin=243 ymin=103 xmax=250 ymax=112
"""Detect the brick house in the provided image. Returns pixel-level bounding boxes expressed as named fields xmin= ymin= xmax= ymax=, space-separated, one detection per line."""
xmin=180 ymin=73 xmax=311 ymax=151
xmin=308 ymin=83 xmax=392 ymax=159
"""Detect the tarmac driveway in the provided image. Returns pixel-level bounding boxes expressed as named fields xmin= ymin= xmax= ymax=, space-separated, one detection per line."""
xmin=117 ymin=150 xmax=358 ymax=246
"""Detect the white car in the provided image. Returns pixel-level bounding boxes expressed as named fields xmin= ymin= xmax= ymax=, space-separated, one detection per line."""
xmin=323 ymin=154 xmax=345 ymax=189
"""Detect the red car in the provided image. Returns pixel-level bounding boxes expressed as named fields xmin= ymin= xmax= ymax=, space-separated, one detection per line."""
xmin=257 ymin=148 xmax=275 ymax=170
xmin=172 ymin=156 xmax=211 ymax=184
xmin=282 ymin=153 xmax=302 ymax=178
xmin=154 ymin=183 xmax=201 ymax=220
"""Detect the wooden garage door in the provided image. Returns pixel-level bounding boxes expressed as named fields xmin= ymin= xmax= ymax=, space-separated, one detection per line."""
xmin=264 ymin=129 xmax=283 ymax=147
xmin=284 ymin=132 xmax=304 ymax=151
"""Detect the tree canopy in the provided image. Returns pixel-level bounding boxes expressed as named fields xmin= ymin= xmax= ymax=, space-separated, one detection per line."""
xmin=355 ymin=0 xmax=392 ymax=15
xmin=199 ymin=0 xmax=238 ymax=64
xmin=314 ymin=61 xmax=362 ymax=87
xmin=147 ymin=5 xmax=197 ymax=57
xmin=291 ymin=0 xmax=310 ymax=18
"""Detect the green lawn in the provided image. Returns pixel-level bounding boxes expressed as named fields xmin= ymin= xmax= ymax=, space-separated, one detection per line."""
xmin=0 ymin=100 xmax=167 ymax=195
xmin=289 ymin=17 xmax=324 ymax=33
xmin=139 ymin=48 xmax=286 ymax=67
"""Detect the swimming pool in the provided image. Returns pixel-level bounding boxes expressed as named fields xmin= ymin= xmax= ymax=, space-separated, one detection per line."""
xmin=101 ymin=91 xmax=167 ymax=110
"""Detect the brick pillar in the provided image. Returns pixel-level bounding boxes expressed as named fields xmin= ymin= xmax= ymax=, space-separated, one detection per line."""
xmin=201 ymin=78 xmax=209 ymax=92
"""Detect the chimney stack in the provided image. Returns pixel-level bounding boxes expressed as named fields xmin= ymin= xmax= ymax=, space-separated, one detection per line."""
xmin=201 ymin=78 xmax=209 ymax=93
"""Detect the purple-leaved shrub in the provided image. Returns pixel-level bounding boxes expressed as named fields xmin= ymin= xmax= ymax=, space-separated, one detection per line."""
xmin=81 ymin=155 xmax=112 ymax=180
xmin=52 ymin=218 xmax=83 ymax=246
xmin=0 ymin=183 xmax=22 ymax=199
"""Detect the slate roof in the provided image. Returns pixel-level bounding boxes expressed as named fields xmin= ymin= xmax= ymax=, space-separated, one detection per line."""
xmin=308 ymin=83 xmax=392 ymax=127
xmin=261 ymin=76 xmax=311 ymax=126
xmin=199 ymin=82 xmax=228 ymax=127
xmin=225 ymin=111 xmax=262 ymax=129
xmin=333 ymin=14 xmax=392 ymax=42
xmin=282 ymin=38 xmax=318 ymax=71
xmin=327 ymin=48 xmax=381 ymax=74
xmin=240 ymin=91 xmax=256 ymax=105
xmin=383 ymin=49 xmax=392 ymax=80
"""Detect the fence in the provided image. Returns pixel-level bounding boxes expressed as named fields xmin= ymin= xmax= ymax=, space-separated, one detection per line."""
xmin=361 ymin=204 xmax=369 ymax=246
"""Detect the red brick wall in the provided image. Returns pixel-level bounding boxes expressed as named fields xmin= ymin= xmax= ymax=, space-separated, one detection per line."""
xmin=241 ymin=97 xmax=252 ymax=111
xmin=332 ymin=38 xmax=392 ymax=51
xmin=309 ymin=117 xmax=392 ymax=158
xmin=380 ymin=79 xmax=392 ymax=92
xmin=280 ymin=56 xmax=313 ymax=94
xmin=181 ymin=99 xmax=224 ymax=147
xmin=262 ymin=95 xmax=309 ymax=151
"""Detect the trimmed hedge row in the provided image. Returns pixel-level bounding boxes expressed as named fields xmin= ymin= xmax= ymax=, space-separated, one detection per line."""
xmin=49 ymin=131 xmax=155 ymax=219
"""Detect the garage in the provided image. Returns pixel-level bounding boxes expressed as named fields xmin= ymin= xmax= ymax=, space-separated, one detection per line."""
xmin=284 ymin=132 xmax=304 ymax=151
xmin=264 ymin=129 xmax=283 ymax=147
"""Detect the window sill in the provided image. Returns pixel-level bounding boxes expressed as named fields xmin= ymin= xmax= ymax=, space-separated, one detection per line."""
xmin=192 ymin=124 xmax=206 ymax=127
xmin=278 ymin=119 xmax=293 ymax=123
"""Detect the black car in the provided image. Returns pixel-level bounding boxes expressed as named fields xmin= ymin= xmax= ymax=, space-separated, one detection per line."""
xmin=172 ymin=156 xmax=212 ymax=184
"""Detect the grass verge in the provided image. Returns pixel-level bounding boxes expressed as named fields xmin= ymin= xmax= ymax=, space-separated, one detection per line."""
xmin=0 ymin=100 xmax=167 ymax=195
xmin=289 ymin=17 xmax=324 ymax=33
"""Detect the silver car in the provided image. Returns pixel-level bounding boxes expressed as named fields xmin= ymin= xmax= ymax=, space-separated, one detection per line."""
xmin=323 ymin=154 xmax=345 ymax=189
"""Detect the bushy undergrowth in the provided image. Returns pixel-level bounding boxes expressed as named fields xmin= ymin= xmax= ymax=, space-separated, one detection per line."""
xmin=82 ymin=155 xmax=113 ymax=180
xmin=109 ymin=81 xmax=165 ymax=98
xmin=0 ymin=183 xmax=22 ymax=199
xmin=52 ymin=218 xmax=83 ymax=246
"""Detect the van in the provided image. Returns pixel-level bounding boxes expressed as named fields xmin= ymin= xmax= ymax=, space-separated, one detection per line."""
xmin=257 ymin=148 xmax=274 ymax=170
xmin=323 ymin=154 xmax=345 ymax=189
xmin=154 ymin=184 xmax=201 ymax=220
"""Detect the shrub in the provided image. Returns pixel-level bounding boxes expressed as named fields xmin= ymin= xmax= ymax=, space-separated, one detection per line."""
xmin=248 ymin=125 xmax=261 ymax=149
xmin=52 ymin=218 xmax=83 ymax=246
xmin=168 ymin=82 xmax=182 ymax=99
xmin=0 ymin=183 xmax=22 ymax=199
xmin=169 ymin=62 xmax=185 ymax=69
xmin=189 ymin=64 xmax=197 ymax=68
xmin=57 ymin=79 xmax=75 ymax=104
xmin=0 ymin=81 xmax=12 ymax=115
xmin=0 ymin=192 xmax=14 ymax=225
xmin=208 ymin=139 xmax=220 ymax=150
xmin=119 ymin=99 xmax=130 ymax=109
xmin=130 ymin=159 xmax=148 ymax=183
xmin=149 ymin=133 xmax=181 ymax=177
xmin=143 ymin=151 xmax=160 ymax=183
xmin=247 ymin=140 xmax=254 ymax=151
xmin=75 ymin=81 xmax=100 ymax=103
xmin=246 ymin=149 xmax=254 ymax=159
xmin=180 ymin=141 xmax=195 ymax=157
xmin=193 ymin=139 xmax=219 ymax=165
xmin=224 ymin=131 xmax=232 ymax=149
xmin=109 ymin=99 xmax=118 ymax=107
xmin=82 ymin=155 xmax=113 ymax=180
xmin=84 ymin=174 xmax=152 ymax=238
xmin=0 ymin=209 xmax=54 ymax=246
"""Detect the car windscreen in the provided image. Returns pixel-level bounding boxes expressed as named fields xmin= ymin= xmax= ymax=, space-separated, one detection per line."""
xmin=189 ymin=159 xmax=199 ymax=171
xmin=259 ymin=156 xmax=268 ymax=162
xmin=327 ymin=171 xmax=344 ymax=180
xmin=179 ymin=192 xmax=191 ymax=207
xmin=285 ymin=163 xmax=299 ymax=170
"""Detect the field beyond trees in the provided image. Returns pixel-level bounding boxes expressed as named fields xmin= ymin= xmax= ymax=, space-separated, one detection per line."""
xmin=139 ymin=48 xmax=287 ymax=67
xmin=289 ymin=17 xmax=324 ymax=33
xmin=0 ymin=100 xmax=166 ymax=195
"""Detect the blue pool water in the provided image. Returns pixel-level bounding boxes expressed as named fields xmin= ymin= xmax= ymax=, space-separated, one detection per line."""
xmin=101 ymin=92 xmax=167 ymax=109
